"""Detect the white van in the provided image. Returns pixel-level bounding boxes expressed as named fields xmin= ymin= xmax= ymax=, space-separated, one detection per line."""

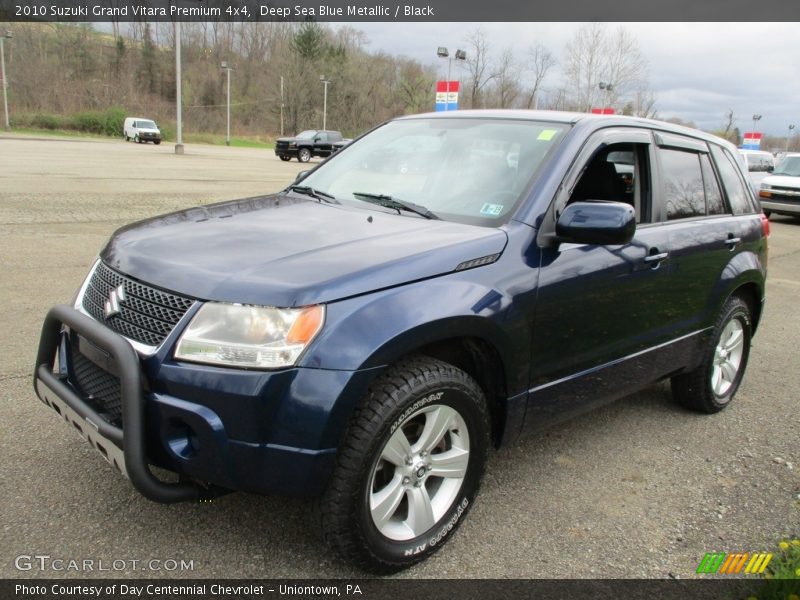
xmin=123 ymin=117 xmax=162 ymax=144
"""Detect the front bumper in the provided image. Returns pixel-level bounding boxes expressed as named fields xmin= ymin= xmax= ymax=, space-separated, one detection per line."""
xmin=274 ymin=147 xmax=297 ymax=158
xmin=33 ymin=305 xmax=377 ymax=502
xmin=759 ymin=188 xmax=800 ymax=215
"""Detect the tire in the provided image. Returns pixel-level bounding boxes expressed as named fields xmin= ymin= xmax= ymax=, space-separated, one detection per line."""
xmin=671 ymin=295 xmax=752 ymax=413
xmin=320 ymin=356 xmax=490 ymax=573
xmin=297 ymin=147 xmax=311 ymax=163
xmin=124 ymin=134 xmax=129 ymax=142
xmin=134 ymin=134 xmax=140 ymax=144
xmin=154 ymin=140 xmax=161 ymax=145
xmin=279 ymin=155 xmax=291 ymax=162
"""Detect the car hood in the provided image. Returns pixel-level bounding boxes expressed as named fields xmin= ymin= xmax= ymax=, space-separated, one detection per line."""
xmin=138 ymin=128 xmax=160 ymax=134
xmin=762 ymin=174 xmax=800 ymax=188
xmin=276 ymin=137 xmax=302 ymax=143
xmin=101 ymin=195 xmax=508 ymax=307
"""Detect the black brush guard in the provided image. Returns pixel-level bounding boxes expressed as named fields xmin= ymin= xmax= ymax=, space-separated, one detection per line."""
xmin=33 ymin=304 xmax=206 ymax=503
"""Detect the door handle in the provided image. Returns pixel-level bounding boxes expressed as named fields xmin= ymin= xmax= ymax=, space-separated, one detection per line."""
xmin=724 ymin=236 xmax=741 ymax=250
xmin=644 ymin=252 xmax=669 ymax=263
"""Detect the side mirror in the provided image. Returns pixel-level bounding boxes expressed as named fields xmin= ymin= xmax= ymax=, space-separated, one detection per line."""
xmin=556 ymin=201 xmax=636 ymax=245
xmin=295 ymin=170 xmax=310 ymax=182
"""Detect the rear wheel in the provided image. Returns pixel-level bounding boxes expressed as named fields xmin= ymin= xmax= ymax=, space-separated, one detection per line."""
xmin=671 ymin=295 xmax=752 ymax=413
xmin=320 ymin=356 xmax=490 ymax=572
xmin=298 ymin=147 xmax=311 ymax=163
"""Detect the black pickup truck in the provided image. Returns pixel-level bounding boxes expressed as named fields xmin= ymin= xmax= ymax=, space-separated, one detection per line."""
xmin=275 ymin=129 xmax=350 ymax=162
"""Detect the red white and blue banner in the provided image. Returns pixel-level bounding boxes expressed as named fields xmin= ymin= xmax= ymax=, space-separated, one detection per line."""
xmin=742 ymin=132 xmax=762 ymax=150
xmin=435 ymin=81 xmax=460 ymax=111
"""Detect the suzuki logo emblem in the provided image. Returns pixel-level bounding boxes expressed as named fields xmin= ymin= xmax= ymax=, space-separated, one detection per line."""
xmin=104 ymin=284 xmax=126 ymax=318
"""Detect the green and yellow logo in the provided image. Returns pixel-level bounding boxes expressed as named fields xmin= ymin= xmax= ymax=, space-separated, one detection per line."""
xmin=696 ymin=552 xmax=773 ymax=575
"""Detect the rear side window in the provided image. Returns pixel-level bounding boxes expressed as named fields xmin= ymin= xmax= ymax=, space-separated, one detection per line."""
xmin=710 ymin=145 xmax=755 ymax=215
xmin=661 ymin=149 xmax=705 ymax=220
xmin=699 ymin=154 xmax=726 ymax=215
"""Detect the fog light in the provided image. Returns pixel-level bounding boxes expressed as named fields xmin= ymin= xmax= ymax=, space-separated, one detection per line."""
xmin=165 ymin=418 xmax=199 ymax=459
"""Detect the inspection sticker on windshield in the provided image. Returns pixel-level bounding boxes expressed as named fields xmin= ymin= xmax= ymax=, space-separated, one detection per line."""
xmin=538 ymin=129 xmax=558 ymax=141
xmin=480 ymin=203 xmax=504 ymax=216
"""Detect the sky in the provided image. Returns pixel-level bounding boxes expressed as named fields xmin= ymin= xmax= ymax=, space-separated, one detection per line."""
xmin=332 ymin=22 xmax=800 ymax=137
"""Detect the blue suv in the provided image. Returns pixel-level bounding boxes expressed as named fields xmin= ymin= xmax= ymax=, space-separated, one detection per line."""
xmin=33 ymin=111 xmax=768 ymax=571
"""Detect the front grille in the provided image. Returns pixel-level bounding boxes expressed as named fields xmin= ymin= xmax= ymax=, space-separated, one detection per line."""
xmin=81 ymin=262 xmax=195 ymax=347
xmin=276 ymin=141 xmax=290 ymax=151
xmin=70 ymin=346 xmax=123 ymax=426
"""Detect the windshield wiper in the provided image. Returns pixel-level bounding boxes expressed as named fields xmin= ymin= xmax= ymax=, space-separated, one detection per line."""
xmin=286 ymin=185 xmax=340 ymax=204
xmin=352 ymin=192 xmax=440 ymax=220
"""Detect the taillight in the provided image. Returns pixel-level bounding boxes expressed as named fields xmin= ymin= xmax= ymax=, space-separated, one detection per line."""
xmin=760 ymin=212 xmax=770 ymax=237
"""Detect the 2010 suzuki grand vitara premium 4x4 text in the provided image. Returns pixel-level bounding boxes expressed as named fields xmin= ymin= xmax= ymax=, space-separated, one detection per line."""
xmin=34 ymin=111 xmax=768 ymax=572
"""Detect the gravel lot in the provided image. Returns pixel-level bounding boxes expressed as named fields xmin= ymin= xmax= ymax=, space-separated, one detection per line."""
xmin=1 ymin=134 xmax=797 ymax=579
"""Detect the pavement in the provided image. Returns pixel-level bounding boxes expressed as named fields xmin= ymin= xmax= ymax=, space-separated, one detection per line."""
xmin=0 ymin=134 xmax=797 ymax=579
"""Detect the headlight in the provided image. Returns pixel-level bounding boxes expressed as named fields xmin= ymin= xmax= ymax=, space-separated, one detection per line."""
xmin=174 ymin=303 xmax=324 ymax=369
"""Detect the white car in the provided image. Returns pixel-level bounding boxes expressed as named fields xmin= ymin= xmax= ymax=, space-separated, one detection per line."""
xmin=123 ymin=117 xmax=162 ymax=145
xmin=739 ymin=149 xmax=775 ymax=191
xmin=758 ymin=152 xmax=800 ymax=217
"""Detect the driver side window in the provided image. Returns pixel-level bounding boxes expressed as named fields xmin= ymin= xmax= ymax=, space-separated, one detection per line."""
xmin=568 ymin=142 xmax=651 ymax=223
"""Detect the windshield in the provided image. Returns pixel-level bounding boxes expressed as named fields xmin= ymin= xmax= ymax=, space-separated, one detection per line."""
xmin=298 ymin=118 xmax=568 ymax=226
xmin=138 ymin=120 xmax=157 ymax=129
xmin=296 ymin=130 xmax=317 ymax=140
xmin=773 ymin=156 xmax=800 ymax=177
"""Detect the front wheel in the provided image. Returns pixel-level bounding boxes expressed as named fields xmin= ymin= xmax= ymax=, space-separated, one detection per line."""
xmin=297 ymin=147 xmax=311 ymax=163
xmin=134 ymin=134 xmax=140 ymax=144
xmin=671 ymin=295 xmax=752 ymax=413
xmin=279 ymin=155 xmax=291 ymax=162
xmin=320 ymin=356 xmax=490 ymax=572
xmin=154 ymin=140 xmax=161 ymax=145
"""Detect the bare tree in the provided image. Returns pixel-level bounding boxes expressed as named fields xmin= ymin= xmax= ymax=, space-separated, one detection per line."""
xmin=560 ymin=23 xmax=654 ymax=114
xmin=492 ymin=49 xmax=521 ymax=108
xmin=523 ymin=42 xmax=556 ymax=110
xmin=464 ymin=28 xmax=496 ymax=109
xmin=722 ymin=109 xmax=736 ymax=137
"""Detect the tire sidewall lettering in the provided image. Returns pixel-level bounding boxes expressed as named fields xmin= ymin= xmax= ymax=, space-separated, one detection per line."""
xmin=389 ymin=391 xmax=444 ymax=435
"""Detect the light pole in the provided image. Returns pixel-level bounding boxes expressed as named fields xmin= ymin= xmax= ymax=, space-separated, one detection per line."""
xmin=786 ymin=124 xmax=795 ymax=153
xmin=752 ymin=114 xmax=762 ymax=133
xmin=280 ymin=75 xmax=285 ymax=137
xmin=598 ymin=81 xmax=614 ymax=112
xmin=436 ymin=47 xmax=466 ymax=111
xmin=1 ymin=30 xmax=13 ymax=131
xmin=320 ymin=75 xmax=331 ymax=130
xmin=221 ymin=61 xmax=234 ymax=146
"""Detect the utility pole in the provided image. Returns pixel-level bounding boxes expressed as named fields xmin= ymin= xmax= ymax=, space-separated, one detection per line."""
xmin=280 ymin=76 xmax=284 ymax=137
xmin=1 ymin=31 xmax=12 ymax=131
xmin=320 ymin=76 xmax=331 ymax=130
xmin=221 ymin=62 xmax=233 ymax=146
xmin=174 ymin=22 xmax=184 ymax=155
